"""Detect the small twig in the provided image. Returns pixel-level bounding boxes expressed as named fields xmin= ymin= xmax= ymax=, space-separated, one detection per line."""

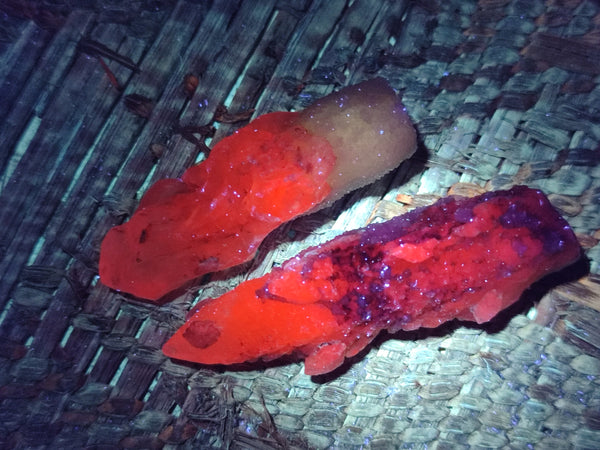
xmin=176 ymin=124 xmax=215 ymax=152
xmin=78 ymin=38 xmax=141 ymax=91
xmin=213 ymin=104 xmax=254 ymax=123
xmin=77 ymin=38 xmax=140 ymax=72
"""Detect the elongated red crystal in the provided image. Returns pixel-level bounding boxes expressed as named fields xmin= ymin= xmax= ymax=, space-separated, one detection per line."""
xmin=99 ymin=78 xmax=416 ymax=300
xmin=162 ymin=186 xmax=581 ymax=375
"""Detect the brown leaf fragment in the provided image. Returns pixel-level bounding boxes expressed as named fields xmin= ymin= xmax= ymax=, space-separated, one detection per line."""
xmin=183 ymin=73 xmax=199 ymax=98
xmin=447 ymin=182 xmax=487 ymax=198
xmin=214 ymin=104 xmax=254 ymax=123
xmin=124 ymin=94 xmax=154 ymax=118
xmin=576 ymin=233 xmax=599 ymax=250
xmin=367 ymin=200 xmax=407 ymax=223
xmin=547 ymin=194 xmax=583 ymax=217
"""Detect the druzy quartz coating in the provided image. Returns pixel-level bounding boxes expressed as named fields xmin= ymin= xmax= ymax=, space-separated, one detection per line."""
xmin=99 ymin=78 xmax=417 ymax=301
xmin=162 ymin=186 xmax=581 ymax=375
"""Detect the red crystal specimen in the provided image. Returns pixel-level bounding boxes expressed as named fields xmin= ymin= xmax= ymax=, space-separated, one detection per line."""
xmin=99 ymin=78 xmax=416 ymax=300
xmin=100 ymin=112 xmax=335 ymax=300
xmin=162 ymin=186 xmax=581 ymax=375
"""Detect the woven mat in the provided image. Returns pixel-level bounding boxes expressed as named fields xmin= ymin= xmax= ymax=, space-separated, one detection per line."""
xmin=1 ymin=0 xmax=600 ymax=448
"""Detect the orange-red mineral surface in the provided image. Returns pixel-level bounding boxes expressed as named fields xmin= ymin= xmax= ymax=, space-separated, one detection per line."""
xmin=162 ymin=186 xmax=581 ymax=375
xmin=99 ymin=78 xmax=417 ymax=300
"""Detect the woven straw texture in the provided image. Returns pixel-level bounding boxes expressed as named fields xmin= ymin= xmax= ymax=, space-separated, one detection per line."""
xmin=1 ymin=0 xmax=600 ymax=448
